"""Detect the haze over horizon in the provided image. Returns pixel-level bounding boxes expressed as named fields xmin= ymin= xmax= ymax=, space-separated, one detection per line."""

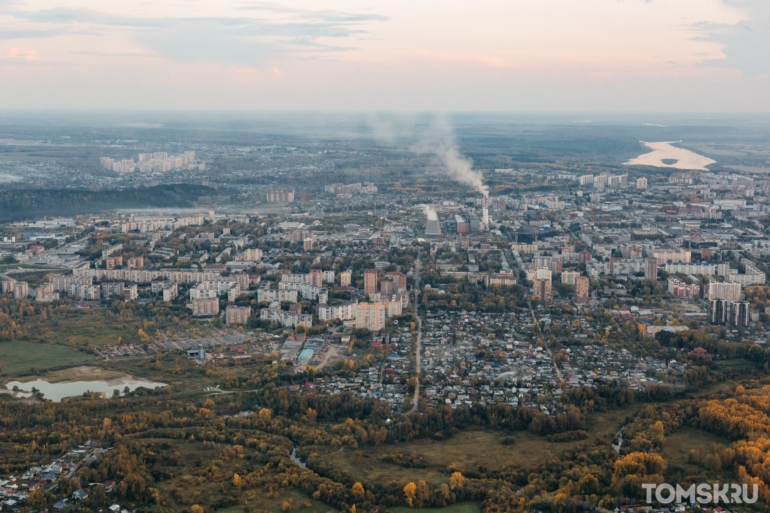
xmin=1 ymin=0 xmax=769 ymax=112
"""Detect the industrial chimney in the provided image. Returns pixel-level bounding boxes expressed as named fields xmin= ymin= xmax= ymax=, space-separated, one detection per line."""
xmin=482 ymin=196 xmax=489 ymax=229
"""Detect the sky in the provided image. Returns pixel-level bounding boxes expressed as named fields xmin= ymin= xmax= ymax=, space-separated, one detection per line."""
xmin=0 ymin=0 xmax=768 ymax=111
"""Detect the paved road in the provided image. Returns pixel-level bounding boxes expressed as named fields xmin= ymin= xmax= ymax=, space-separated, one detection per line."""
xmin=409 ymin=256 xmax=422 ymax=413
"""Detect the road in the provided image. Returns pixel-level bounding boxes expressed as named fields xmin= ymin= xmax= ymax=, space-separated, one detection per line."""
xmin=409 ymin=255 xmax=422 ymax=413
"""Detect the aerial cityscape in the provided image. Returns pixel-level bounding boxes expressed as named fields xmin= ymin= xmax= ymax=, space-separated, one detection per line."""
xmin=1 ymin=0 xmax=770 ymax=512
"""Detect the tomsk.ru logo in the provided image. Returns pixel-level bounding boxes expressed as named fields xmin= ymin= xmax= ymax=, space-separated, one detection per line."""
xmin=642 ymin=483 xmax=759 ymax=505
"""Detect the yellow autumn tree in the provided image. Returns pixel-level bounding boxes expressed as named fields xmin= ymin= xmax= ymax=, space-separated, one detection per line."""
xmin=352 ymin=482 xmax=365 ymax=498
xmin=404 ymin=482 xmax=417 ymax=507
xmin=258 ymin=408 xmax=272 ymax=421
xmin=450 ymin=472 xmax=466 ymax=490
xmin=233 ymin=473 xmax=242 ymax=487
xmin=191 ymin=506 xmax=204 ymax=513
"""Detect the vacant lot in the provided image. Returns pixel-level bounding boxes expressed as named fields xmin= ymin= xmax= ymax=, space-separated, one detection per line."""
xmin=0 ymin=340 xmax=93 ymax=375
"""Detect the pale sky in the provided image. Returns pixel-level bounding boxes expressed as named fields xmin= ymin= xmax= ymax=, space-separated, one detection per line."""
xmin=0 ymin=0 xmax=768 ymax=111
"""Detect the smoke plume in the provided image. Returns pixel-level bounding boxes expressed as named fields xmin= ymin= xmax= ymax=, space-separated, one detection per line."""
xmin=411 ymin=117 xmax=489 ymax=197
xmin=423 ymin=204 xmax=439 ymax=221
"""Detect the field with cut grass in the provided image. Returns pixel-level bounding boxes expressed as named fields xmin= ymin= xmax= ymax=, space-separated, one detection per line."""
xmin=0 ymin=340 xmax=93 ymax=375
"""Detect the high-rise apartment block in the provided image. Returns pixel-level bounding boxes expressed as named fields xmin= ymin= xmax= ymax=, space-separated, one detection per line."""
xmin=708 ymin=281 xmax=742 ymax=302
xmin=645 ymin=258 xmax=658 ymax=280
xmin=364 ymin=270 xmax=379 ymax=296
xmin=355 ymin=302 xmax=386 ymax=331
xmin=575 ymin=276 xmax=590 ymax=303
xmin=533 ymin=278 xmax=552 ymax=303
xmin=267 ymin=188 xmax=295 ymax=203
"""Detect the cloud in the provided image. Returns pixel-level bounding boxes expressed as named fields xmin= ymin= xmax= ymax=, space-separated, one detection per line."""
xmin=8 ymin=47 xmax=38 ymax=60
xmin=695 ymin=0 xmax=770 ymax=75
xmin=1 ymin=4 xmax=387 ymax=65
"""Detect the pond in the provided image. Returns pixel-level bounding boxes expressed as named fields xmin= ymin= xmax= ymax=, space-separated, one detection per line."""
xmin=5 ymin=376 xmax=166 ymax=402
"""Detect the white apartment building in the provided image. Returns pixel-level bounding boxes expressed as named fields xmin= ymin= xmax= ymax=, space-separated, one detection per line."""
xmin=317 ymin=301 xmax=357 ymax=321
xmin=708 ymin=281 xmax=742 ymax=302
xmin=190 ymin=281 xmax=240 ymax=303
xmin=652 ymin=249 xmax=691 ymax=263
xmin=260 ymin=307 xmax=312 ymax=328
xmin=278 ymin=281 xmax=328 ymax=304
xmin=665 ymin=263 xmax=722 ymax=276
xmin=258 ymin=289 xmax=299 ymax=303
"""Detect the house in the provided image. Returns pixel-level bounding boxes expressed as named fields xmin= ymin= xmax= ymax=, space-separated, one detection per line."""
xmin=54 ymin=499 xmax=68 ymax=510
xmin=72 ymin=489 xmax=88 ymax=501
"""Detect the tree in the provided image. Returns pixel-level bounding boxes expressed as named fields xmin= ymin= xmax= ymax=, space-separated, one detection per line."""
xmin=450 ymin=471 xmax=466 ymax=490
xmin=404 ymin=482 xmax=417 ymax=507
xmin=233 ymin=473 xmax=242 ymax=488
xmin=29 ymin=489 xmax=47 ymax=509
xmin=191 ymin=506 xmax=204 ymax=513
xmin=352 ymin=482 xmax=365 ymax=499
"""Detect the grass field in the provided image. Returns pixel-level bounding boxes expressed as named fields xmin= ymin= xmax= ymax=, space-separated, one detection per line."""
xmin=585 ymin=404 xmax=645 ymax=438
xmin=318 ymin=429 xmax=579 ymax=483
xmin=25 ymin=312 xmax=145 ymax=348
xmin=0 ymin=340 xmax=93 ymax=375
xmin=6 ymin=270 xmax=54 ymax=286
xmin=391 ymin=504 xmax=481 ymax=513
xmin=661 ymin=426 xmax=730 ymax=468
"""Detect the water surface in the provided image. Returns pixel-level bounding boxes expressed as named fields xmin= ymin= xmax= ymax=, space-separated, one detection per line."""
xmin=5 ymin=377 xmax=166 ymax=402
xmin=624 ymin=141 xmax=715 ymax=171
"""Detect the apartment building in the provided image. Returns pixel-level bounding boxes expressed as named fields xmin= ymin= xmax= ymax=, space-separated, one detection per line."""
xmin=192 ymin=298 xmax=219 ymax=316
xmin=355 ymin=303 xmax=386 ymax=331
xmin=226 ymin=305 xmax=251 ymax=325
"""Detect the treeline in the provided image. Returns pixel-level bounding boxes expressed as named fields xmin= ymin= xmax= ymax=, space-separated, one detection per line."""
xmin=0 ymin=184 xmax=217 ymax=221
xmin=257 ymin=385 xmax=586 ymax=442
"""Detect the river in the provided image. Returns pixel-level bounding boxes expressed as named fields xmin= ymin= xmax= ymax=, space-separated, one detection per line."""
xmin=624 ymin=141 xmax=715 ymax=171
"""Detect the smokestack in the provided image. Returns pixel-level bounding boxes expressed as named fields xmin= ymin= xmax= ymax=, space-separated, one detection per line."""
xmin=482 ymin=196 xmax=489 ymax=229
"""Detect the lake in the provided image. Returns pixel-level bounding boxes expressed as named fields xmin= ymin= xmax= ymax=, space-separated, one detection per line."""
xmin=624 ymin=141 xmax=716 ymax=171
xmin=5 ymin=376 xmax=166 ymax=402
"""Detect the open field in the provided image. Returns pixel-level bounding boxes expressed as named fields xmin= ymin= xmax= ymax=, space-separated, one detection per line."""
xmin=661 ymin=427 xmax=731 ymax=468
xmin=316 ymin=446 xmax=449 ymax=485
xmin=317 ymin=429 xmax=581 ymax=482
xmin=586 ymin=404 xmax=644 ymax=438
xmin=0 ymin=340 xmax=93 ymax=375
xmin=4 ymin=270 xmax=54 ymax=286
xmin=44 ymin=366 xmax=127 ymax=383
xmin=25 ymin=312 xmax=146 ymax=348
xmin=391 ymin=504 xmax=481 ymax=513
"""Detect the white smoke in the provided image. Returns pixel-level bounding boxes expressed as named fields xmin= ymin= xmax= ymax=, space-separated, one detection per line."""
xmin=423 ymin=204 xmax=439 ymax=221
xmin=410 ymin=117 xmax=489 ymax=197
